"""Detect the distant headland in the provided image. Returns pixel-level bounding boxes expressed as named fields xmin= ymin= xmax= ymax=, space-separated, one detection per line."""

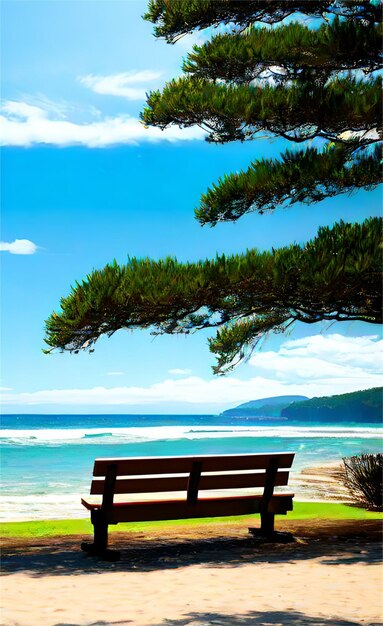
xmin=221 ymin=388 xmax=382 ymax=423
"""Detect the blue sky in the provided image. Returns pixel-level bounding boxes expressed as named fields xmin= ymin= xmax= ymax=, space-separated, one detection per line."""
xmin=1 ymin=1 xmax=382 ymax=414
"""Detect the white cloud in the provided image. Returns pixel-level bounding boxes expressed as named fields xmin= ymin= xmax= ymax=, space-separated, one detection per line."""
xmin=18 ymin=93 xmax=102 ymax=120
xmin=1 ymin=334 xmax=381 ymax=408
xmin=249 ymin=334 xmax=383 ymax=383
xmin=0 ymin=239 xmax=38 ymax=255
xmin=3 ymin=101 xmax=45 ymax=120
xmin=0 ymin=99 xmax=204 ymax=147
xmin=0 ymin=377 xmax=281 ymax=407
xmin=79 ymin=70 xmax=163 ymax=100
xmin=168 ymin=368 xmax=192 ymax=376
xmin=106 ymin=371 xmax=125 ymax=376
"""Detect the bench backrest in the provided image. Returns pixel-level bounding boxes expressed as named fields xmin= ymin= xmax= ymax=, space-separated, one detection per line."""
xmin=90 ymin=453 xmax=295 ymax=508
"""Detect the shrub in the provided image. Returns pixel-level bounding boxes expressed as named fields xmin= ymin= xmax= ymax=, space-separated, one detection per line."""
xmin=342 ymin=454 xmax=383 ymax=511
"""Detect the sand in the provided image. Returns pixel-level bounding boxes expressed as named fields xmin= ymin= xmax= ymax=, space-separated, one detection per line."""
xmin=1 ymin=519 xmax=382 ymax=626
xmin=291 ymin=463 xmax=353 ymax=503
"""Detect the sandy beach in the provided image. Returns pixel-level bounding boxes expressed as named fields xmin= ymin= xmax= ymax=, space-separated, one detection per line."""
xmin=1 ymin=517 xmax=382 ymax=626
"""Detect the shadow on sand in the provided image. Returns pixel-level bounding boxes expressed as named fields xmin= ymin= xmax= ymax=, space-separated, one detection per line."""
xmin=1 ymin=520 xmax=382 ymax=578
xmin=152 ymin=610 xmax=383 ymax=625
xmin=51 ymin=610 xmax=383 ymax=625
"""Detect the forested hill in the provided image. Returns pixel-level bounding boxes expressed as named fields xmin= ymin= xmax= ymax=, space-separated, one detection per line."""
xmin=221 ymin=395 xmax=308 ymax=417
xmin=281 ymin=387 xmax=382 ymax=423
xmin=221 ymin=389 xmax=382 ymax=423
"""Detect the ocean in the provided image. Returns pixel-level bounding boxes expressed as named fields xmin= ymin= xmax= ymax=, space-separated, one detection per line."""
xmin=1 ymin=413 xmax=382 ymax=521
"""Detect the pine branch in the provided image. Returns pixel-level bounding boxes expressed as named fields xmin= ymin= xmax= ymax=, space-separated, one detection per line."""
xmin=44 ymin=219 xmax=382 ymax=373
xmin=141 ymin=76 xmax=382 ymax=144
xmin=144 ymin=1 xmax=381 ymax=43
xmin=183 ymin=19 xmax=382 ymax=82
xmin=197 ymin=145 xmax=382 ymax=224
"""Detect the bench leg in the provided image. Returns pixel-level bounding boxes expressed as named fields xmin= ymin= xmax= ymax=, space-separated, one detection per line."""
xmin=248 ymin=508 xmax=276 ymax=539
xmin=93 ymin=511 xmax=108 ymax=551
xmin=249 ymin=510 xmax=294 ymax=543
xmin=260 ymin=511 xmax=275 ymax=536
xmin=81 ymin=510 xmax=120 ymax=561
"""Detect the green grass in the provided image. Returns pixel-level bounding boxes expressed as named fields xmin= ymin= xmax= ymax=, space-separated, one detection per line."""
xmin=1 ymin=502 xmax=382 ymax=539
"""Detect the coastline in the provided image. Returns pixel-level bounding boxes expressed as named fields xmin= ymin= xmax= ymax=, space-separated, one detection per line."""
xmin=2 ymin=416 xmax=381 ymax=522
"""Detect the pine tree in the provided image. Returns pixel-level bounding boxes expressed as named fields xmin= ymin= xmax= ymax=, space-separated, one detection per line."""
xmin=45 ymin=0 xmax=382 ymax=373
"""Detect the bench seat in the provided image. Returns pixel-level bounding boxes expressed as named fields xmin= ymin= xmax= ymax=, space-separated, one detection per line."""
xmin=81 ymin=492 xmax=294 ymax=523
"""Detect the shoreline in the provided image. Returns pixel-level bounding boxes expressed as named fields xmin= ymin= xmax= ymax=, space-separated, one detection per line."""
xmin=290 ymin=461 xmax=354 ymax=502
xmin=0 ymin=462 xmax=352 ymax=523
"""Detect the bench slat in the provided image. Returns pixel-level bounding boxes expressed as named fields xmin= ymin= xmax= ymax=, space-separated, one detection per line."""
xmin=93 ymin=453 xmax=294 ymax=477
xmin=81 ymin=494 xmax=294 ymax=523
xmin=90 ymin=470 xmax=290 ymax=495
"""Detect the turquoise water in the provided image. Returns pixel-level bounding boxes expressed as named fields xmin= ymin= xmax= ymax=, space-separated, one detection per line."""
xmin=1 ymin=414 xmax=382 ymax=520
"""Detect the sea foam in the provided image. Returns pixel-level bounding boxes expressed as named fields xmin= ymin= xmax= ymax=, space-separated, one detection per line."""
xmin=0 ymin=424 xmax=381 ymax=446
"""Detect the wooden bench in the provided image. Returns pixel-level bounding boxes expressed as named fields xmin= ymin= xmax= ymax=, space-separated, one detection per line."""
xmin=81 ymin=452 xmax=295 ymax=559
